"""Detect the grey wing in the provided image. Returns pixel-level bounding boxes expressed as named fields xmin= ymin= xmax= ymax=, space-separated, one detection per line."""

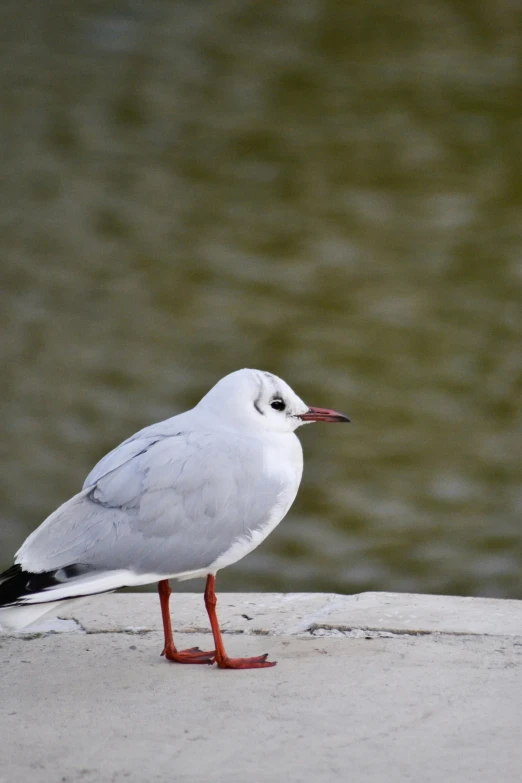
xmin=16 ymin=430 xmax=285 ymax=578
xmin=82 ymin=415 xmax=188 ymax=488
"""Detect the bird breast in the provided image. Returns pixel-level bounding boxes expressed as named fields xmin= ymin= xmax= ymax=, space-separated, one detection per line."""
xmin=206 ymin=432 xmax=303 ymax=574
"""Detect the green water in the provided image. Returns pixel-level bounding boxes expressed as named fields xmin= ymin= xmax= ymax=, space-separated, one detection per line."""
xmin=1 ymin=0 xmax=521 ymax=597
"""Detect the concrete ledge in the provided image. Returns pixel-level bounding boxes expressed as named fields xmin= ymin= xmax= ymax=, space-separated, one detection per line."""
xmin=6 ymin=590 xmax=522 ymax=637
xmin=2 ymin=593 xmax=522 ymax=783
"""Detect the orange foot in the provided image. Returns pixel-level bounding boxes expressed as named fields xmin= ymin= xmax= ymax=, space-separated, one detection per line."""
xmin=162 ymin=645 xmax=215 ymax=664
xmin=215 ymin=653 xmax=277 ymax=670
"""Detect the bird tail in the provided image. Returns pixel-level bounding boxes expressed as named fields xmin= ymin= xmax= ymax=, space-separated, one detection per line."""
xmin=0 ymin=563 xmax=139 ymax=631
xmin=0 ymin=565 xmax=119 ymax=632
xmin=0 ymin=564 xmax=75 ymax=631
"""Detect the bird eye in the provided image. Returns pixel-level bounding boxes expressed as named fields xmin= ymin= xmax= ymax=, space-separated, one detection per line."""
xmin=271 ymin=399 xmax=286 ymax=412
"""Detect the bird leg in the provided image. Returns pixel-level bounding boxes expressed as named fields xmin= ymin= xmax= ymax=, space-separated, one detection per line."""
xmin=204 ymin=574 xmax=276 ymax=669
xmin=158 ymin=580 xmax=214 ymax=664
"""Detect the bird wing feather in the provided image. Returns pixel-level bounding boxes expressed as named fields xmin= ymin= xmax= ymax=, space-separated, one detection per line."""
xmin=16 ymin=428 xmax=293 ymax=578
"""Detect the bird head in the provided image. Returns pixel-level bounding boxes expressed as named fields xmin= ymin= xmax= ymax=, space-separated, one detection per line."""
xmin=195 ymin=369 xmax=350 ymax=434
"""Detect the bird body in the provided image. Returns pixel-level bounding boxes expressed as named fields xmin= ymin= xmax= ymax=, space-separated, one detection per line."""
xmin=0 ymin=369 xmax=348 ymax=668
xmin=15 ymin=427 xmax=303 ymax=586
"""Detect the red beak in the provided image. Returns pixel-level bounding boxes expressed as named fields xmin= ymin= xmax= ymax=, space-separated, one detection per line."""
xmin=297 ymin=406 xmax=350 ymax=423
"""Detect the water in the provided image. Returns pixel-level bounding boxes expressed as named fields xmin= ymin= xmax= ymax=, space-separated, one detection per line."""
xmin=1 ymin=0 xmax=521 ymax=598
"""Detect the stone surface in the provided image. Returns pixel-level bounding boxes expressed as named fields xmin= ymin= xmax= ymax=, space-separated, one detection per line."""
xmin=10 ymin=590 xmax=522 ymax=638
xmin=1 ymin=592 xmax=522 ymax=783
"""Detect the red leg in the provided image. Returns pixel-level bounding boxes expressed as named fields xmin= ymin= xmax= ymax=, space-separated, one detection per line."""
xmin=204 ymin=575 xmax=276 ymax=670
xmin=158 ymin=580 xmax=214 ymax=664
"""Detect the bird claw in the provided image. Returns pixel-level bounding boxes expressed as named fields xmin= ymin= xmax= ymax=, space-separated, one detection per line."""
xmin=215 ymin=653 xmax=277 ymax=670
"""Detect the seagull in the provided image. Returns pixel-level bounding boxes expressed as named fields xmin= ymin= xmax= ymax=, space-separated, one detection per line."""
xmin=0 ymin=369 xmax=349 ymax=669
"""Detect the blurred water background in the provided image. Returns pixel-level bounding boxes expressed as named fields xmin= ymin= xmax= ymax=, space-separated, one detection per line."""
xmin=1 ymin=0 xmax=521 ymax=598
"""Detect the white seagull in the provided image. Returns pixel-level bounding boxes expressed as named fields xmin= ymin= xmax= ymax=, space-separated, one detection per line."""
xmin=0 ymin=369 xmax=349 ymax=669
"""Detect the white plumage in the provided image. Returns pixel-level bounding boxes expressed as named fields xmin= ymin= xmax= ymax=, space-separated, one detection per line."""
xmin=0 ymin=368 xmax=349 ymax=661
